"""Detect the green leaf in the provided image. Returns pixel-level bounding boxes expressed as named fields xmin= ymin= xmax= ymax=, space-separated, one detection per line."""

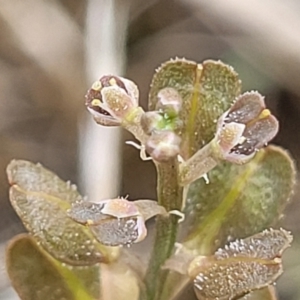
xmin=192 ymin=228 xmax=291 ymax=300
xmin=239 ymin=286 xmax=277 ymax=300
xmin=6 ymin=234 xmax=100 ymax=300
xmin=7 ymin=160 xmax=82 ymax=205
xmin=184 ymin=145 xmax=296 ymax=254
xmin=7 ymin=160 xmax=119 ymax=265
xmin=149 ymin=58 xmax=241 ymax=158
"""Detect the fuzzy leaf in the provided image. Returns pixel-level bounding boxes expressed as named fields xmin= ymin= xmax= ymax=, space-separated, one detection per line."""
xmin=184 ymin=145 xmax=296 ymax=253
xmin=193 ymin=258 xmax=281 ymax=300
xmin=7 ymin=160 xmax=119 ymax=265
xmin=149 ymin=58 xmax=241 ymax=158
xmin=7 ymin=160 xmax=82 ymax=204
xmin=239 ymin=286 xmax=277 ymax=300
xmin=6 ymin=234 xmax=100 ymax=300
xmin=192 ymin=228 xmax=291 ymax=299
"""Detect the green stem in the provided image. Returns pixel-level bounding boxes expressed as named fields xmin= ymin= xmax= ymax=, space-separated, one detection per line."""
xmin=142 ymin=158 xmax=183 ymax=300
xmin=179 ymin=142 xmax=218 ymax=186
xmin=123 ymin=107 xmax=148 ymax=144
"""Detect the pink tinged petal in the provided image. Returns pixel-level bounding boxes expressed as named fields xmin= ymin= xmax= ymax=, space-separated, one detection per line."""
xmin=134 ymin=216 xmax=148 ymax=243
xmin=101 ymin=86 xmax=137 ymax=119
xmin=87 ymin=105 xmax=121 ymax=126
xmin=100 ymin=198 xmax=140 ymax=218
xmin=225 ymin=91 xmax=265 ymax=124
xmin=217 ymin=122 xmax=246 ymax=154
xmin=121 ymin=77 xmax=139 ymax=107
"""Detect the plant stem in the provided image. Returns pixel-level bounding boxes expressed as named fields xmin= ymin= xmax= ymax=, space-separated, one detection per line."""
xmin=142 ymin=158 xmax=183 ymax=300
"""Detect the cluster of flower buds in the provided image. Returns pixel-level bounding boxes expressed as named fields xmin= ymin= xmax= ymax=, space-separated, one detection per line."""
xmin=68 ymin=198 xmax=167 ymax=246
xmin=140 ymin=87 xmax=183 ymax=162
xmin=85 ymin=76 xmax=184 ymax=162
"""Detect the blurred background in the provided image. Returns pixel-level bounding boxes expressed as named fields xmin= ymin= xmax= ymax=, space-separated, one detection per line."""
xmin=0 ymin=0 xmax=299 ymax=299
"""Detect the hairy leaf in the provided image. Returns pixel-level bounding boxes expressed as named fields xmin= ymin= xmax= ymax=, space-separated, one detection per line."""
xmin=193 ymin=258 xmax=281 ymax=300
xmin=184 ymin=145 xmax=296 ymax=253
xmin=7 ymin=160 xmax=119 ymax=265
xmin=149 ymin=58 xmax=241 ymax=158
xmin=6 ymin=234 xmax=100 ymax=300
xmin=240 ymin=286 xmax=277 ymax=300
xmin=192 ymin=228 xmax=291 ymax=299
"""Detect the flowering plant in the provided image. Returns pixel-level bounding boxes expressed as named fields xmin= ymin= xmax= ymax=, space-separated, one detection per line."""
xmin=6 ymin=58 xmax=295 ymax=300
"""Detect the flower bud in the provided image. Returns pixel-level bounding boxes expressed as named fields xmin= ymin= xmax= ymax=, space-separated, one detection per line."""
xmin=85 ymin=75 xmax=139 ymax=126
xmin=140 ymin=111 xmax=165 ymax=135
xmin=155 ymin=87 xmax=182 ymax=117
xmin=145 ymin=131 xmax=181 ymax=162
